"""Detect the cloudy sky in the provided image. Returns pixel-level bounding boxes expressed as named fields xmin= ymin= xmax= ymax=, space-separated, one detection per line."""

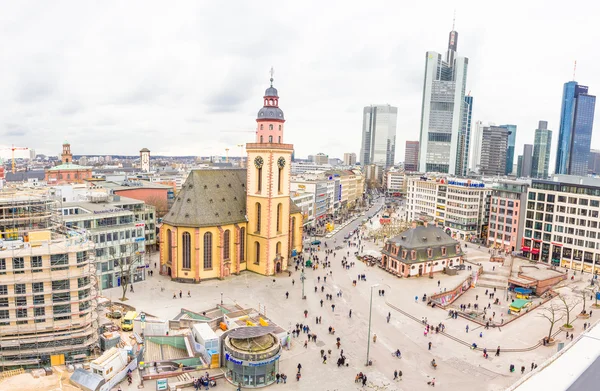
xmin=1 ymin=0 xmax=599 ymax=170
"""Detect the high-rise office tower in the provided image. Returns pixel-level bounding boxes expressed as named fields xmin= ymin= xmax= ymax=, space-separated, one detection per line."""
xmin=418 ymin=25 xmax=470 ymax=174
xmin=532 ymin=121 xmax=552 ymax=179
xmin=404 ymin=141 xmax=420 ymax=171
xmin=520 ymin=144 xmax=533 ymax=178
xmin=517 ymin=155 xmax=523 ymax=177
xmin=360 ymin=104 xmax=398 ymax=167
xmin=588 ymin=150 xmax=600 ymax=175
xmin=469 ymin=120 xmax=484 ymax=172
xmin=555 ymin=81 xmax=596 ymax=176
xmin=343 ymin=153 xmax=357 ymax=166
xmin=456 ymin=95 xmax=474 ymax=176
xmin=479 ymin=126 xmax=509 ymax=176
xmin=500 ymin=124 xmax=517 ymax=175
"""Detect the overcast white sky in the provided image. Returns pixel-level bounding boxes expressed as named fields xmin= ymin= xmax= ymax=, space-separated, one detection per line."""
xmin=1 ymin=0 xmax=599 ymax=170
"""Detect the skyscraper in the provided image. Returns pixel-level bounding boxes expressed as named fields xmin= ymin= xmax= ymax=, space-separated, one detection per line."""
xmin=479 ymin=126 xmax=509 ymax=176
xmin=360 ymin=104 xmax=398 ymax=167
xmin=555 ymin=81 xmax=596 ymax=176
xmin=520 ymin=144 xmax=533 ymax=178
xmin=418 ymin=25 xmax=470 ymax=174
xmin=469 ymin=120 xmax=484 ymax=172
xmin=404 ymin=141 xmax=419 ymax=171
xmin=343 ymin=153 xmax=357 ymax=166
xmin=456 ymin=95 xmax=474 ymax=176
xmin=500 ymin=124 xmax=517 ymax=175
xmin=532 ymin=121 xmax=552 ymax=179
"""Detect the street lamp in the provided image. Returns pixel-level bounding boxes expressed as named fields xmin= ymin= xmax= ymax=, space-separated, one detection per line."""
xmin=366 ymin=282 xmax=391 ymax=366
xmin=300 ymin=271 xmax=306 ymax=300
xmin=220 ymin=292 xmax=223 ymax=305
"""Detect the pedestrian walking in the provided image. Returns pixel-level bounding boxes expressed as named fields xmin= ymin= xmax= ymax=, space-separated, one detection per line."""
xmin=332 ymin=304 xmax=335 ymax=312
xmin=349 ymin=309 xmax=352 ymax=318
xmin=466 ymin=325 xmax=469 ymax=333
xmin=496 ymin=346 xmax=501 ymax=356
xmin=428 ymin=341 xmax=432 ymax=350
xmin=286 ymin=291 xmax=289 ymax=299
xmin=179 ymin=290 xmax=182 ymax=298
xmin=320 ymin=299 xmax=324 ymax=307
xmin=393 ymin=370 xmax=398 ymax=380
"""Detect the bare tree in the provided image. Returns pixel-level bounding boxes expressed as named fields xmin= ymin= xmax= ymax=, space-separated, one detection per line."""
xmin=144 ymin=195 xmax=169 ymax=218
xmin=558 ymin=294 xmax=579 ymax=328
xmin=581 ymin=289 xmax=589 ymax=314
xmin=117 ymin=244 xmax=143 ymax=301
xmin=538 ymin=304 xmax=564 ymax=341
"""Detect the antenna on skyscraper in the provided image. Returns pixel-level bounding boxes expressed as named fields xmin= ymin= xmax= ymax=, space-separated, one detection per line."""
xmin=573 ymin=60 xmax=577 ymax=81
xmin=452 ymin=9 xmax=456 ymax=30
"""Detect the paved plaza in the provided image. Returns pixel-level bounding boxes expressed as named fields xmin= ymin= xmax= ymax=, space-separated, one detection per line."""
xmin=102 ymin=199 xmax=596 ymax=390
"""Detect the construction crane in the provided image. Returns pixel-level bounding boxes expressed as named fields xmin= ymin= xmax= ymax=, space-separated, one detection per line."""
xmin=0 ymin=145 xmax=29 ymax=174
xmin=225 ymin=148 xmax=230 ymax=163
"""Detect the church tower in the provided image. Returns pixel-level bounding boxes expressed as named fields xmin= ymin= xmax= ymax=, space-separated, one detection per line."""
xmin=246 ymin=72 xmax=293 ymax=275
xmin=61 ymin=141 xmax=72 ymax=163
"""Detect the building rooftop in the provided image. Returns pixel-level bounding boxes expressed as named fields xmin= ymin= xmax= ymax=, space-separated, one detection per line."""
xmin=47 ymin=163 xmax=91 ymax=171
xmin=100 ymin=180 xmax=172 ymax=191
xmin=163 ymin=169 xmax=248 ymax=228
xmin=388 ymin=225 xmax=458 ymax=250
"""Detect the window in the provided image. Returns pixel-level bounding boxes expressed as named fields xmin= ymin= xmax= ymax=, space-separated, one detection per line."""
xmin=269 ymin=135 xmax=273 ymax=142
xmin=31 ymin=256 xmax=42 ymax=272
xmin=269 ymin=124 xmax=273 ymax=130
xmin=33 ymin=295 xmax=45 ymax=305
xmin=52 ymin=292 xmax=70 ymax=302
xmin=34 ymin=307 xmax=45 ymax=323
xmin=278 ymin=125 xmax=281 ymax=131
xmin=276 ymin=203 xmax=282 ymax=233
xmin=77 ymin=252 xmax=86 ymax=264
xmin=254 ymin=242 xmax=260 ymax=265
xmin=223 ymin=230 xmax=230 ymax=260
xmin=182 ymin=232 xmax=191 ymax=269
xmin=32 ymin=282 xmax=44 ymax=293
xmin=167 ymin=229 xmax=172 ymax=264
xmin=17 ymin=308 xmax=27 ymax=319
xmin=0 ymin=285 xmax=6 ymax=295
xmin=257 ymin=167 xmax=262 ymax=192
xmin=240 ymin=228 xmax=246 ymax=262
xmin=53 ymin=304 xmax=71 ymax=321
xmin=16 ymin=296 xmax=27 ymax=306
xmin=78 ymin=277 xmax=89 ymax=288
xmin=0 ymin=310 xmax=9 ymax=325
xmin=15 ymin=284 xmax=26 ymax=294
xmin=0 ymin=259 xmax=5 ymax=275
xmin=0 ymin=298 xmax=7 ymax=307
xmin=13 ymin=258 xmax=24 ymax=274
xmin=203 ymin=232 xmax=212 ymax=269
xmin=276 ymin=241 xmax=281 ymax=255
xmin=52 ymin=280 xmax=70 ymax=291
xmin=255 ymin=203 xmax=261 ymax=233
xmin=291 ymin=217 xmax=296 ymax=251
xmin=278 ymin=168 xmax=283 ymax=193
xmin=51 ymin=254 xmax=69 ymax=271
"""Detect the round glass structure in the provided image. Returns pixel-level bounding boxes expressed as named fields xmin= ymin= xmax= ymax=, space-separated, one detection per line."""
xmin=223 ymin=328 xmax=281 ymax=388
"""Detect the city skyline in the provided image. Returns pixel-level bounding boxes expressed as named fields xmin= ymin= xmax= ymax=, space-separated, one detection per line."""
xmin=1 ymin=2 xmax=600 ymax=168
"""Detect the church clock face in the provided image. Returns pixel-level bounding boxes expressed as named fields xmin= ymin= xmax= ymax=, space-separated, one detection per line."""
xmin=254 ymin=156 xmax=264 ymax=169
xmin=277 ymin=157 xmax=286 ymax=169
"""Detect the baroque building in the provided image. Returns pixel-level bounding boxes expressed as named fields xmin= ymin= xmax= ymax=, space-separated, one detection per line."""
xmin=159 ymin=75 xmax=303 ymax=281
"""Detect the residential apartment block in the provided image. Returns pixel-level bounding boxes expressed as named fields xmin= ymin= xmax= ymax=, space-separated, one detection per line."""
xmin=487 ymin=181 xmax=529 ymax=252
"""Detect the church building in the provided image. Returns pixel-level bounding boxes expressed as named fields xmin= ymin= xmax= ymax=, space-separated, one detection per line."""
xmin=159 ymin=75 xmax=303 ymax=281
xmin=45 ymin=142 xmax=93 ymax=184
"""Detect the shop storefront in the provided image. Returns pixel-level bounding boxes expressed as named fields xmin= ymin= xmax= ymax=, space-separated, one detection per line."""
xmin=223 ymin=328 xmax=281 ymax=388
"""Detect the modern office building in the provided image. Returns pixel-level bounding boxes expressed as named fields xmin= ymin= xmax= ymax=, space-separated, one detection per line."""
xmin=588 ymin=150 xmax=600 ymax=175
xmin=469 ymin=121 xmax=484 ymax=173
xmin=418 ymin=27 xmax=470 ymax=175
xmin=456 ymin=95 xmax=474 ymax=176
xmin=0 ymin=190 xmax=97 ymax=367
xmin=479 ymin=126 xmax=510 ymax=176
xmin=405 ymin=175 xmax=491 ymax=241
xmin=343 ymin=153 xmax=357 ymax=166
xmin=500 ymin=124 xmax=517 ymax=175
xmin=385 ymin=169 xmax=405 ymax=196
xmin=404 ymin=141 xmax=419 ymax=172
xmin=555 ymin=81 xmax=597 ymax=176
xmin=523 ymin=175 xmax=600 ymax=272
xmin=487 ymin=180 xmax=529 ymax=252
xmin=531 ymin=121 xmax=552 ymax=179
xmin=360 ymin=105 xmax=398 ymax=167
xmin=517 ymin=144 xmax=533 ymax=178
xmin=313 ymin=153 xmax=329 ymax=165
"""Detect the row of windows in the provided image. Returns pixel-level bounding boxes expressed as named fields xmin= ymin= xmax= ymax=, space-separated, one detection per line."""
xmin=0 ymin=253 xmax=87 ymax=274
xmin=168 ymin=229 xmax=247 ymax=270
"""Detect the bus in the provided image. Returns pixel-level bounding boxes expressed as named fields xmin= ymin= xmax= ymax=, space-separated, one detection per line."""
xmin=121 ymin=311 xmax=137 ymax=331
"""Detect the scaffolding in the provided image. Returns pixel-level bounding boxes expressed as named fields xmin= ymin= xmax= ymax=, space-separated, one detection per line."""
xmin=0 ymin=188 xmax=99 ymax=369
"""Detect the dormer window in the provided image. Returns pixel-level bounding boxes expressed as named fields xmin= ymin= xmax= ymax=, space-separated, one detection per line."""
xmin=411 ymin=250 xmax=416 ymax=260
xmin=442 ymin=247 xmax=447 ymax=256
xmin=427 ymin=248 xmax=432 ymax=258
xmin=402 ymin=250 xmax=407 ymax=259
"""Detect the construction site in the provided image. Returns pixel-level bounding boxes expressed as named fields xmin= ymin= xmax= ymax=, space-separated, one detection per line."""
xmin=0 ymin=188 xmax=99 ymax=369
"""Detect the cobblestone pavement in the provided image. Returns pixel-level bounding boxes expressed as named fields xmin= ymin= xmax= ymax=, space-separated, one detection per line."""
xmin=106 ymin=198 xmax=593 ymax=390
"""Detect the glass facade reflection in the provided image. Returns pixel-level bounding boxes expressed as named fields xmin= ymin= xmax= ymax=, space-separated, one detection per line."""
xmin=223 ymin=332 xmax=281 ymax=388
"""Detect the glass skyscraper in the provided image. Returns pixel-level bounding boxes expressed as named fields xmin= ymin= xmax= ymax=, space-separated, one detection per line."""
xmin=360 ymin=104 xmax=398 ymax=167
xmin=555 ymin=81 xmax=596 ymax=176
xmin=418 ymin=28 xmax=470 ymax=175
xmin=500 ymin=124 xmax=517 ymax=175
xmin=532 ymin=121 xmax=552 ymax=179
